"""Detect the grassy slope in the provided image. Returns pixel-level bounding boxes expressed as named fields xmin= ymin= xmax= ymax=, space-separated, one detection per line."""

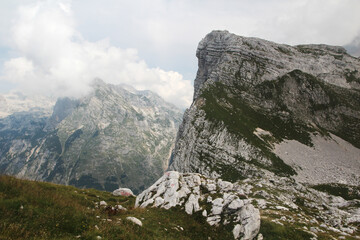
xmin=0 ymin=175 xmax=232 ymax=240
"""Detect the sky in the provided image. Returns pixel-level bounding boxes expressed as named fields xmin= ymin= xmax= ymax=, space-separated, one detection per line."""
xmin=0 ymin=0 xmax=360 ymax=109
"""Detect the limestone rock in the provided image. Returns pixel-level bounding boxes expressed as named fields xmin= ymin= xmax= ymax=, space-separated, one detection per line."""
xmin=112 ymin=188 xmax=135 ymax=197
xmin=126 ymin=217 xmax=143 ymax=227
xmin=136 ymin=171 xmax=260 ymax=239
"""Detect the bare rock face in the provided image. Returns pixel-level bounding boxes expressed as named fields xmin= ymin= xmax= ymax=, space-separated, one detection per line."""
xmin=169 ymin=30 xmax=360 ymax=186
xmin=194 ymin=30 xmax=359 ymax=99
xmin=136 ymin=171 xmax=261 ymax=240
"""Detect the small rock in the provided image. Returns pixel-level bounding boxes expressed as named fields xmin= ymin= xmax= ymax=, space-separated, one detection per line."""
xmin=115 ymin=205 xmax=127 ymax=211
xmin=228 ymin=198 xmax=244 ymax=210
xmin=112 ymin=188 xmax=135 ymax=197
xmin=202 ymin=210 xmax=208 ymax=217
xmin=275 ymin=206 xmax=289 ymax=211
xmin=95 ymin=225 xmax=99 ymax=230
xmin=217 ymin=179 xmax=233 ymax=192
xmin=96 ymin=236 xmax=102 ymax=239
xmin=206 ymin=183 xmax=217 ymax=191
xmin=99 ymin=201 xmax=107 ymax=206
xmin=207 ymin=215 xmax=221 ymax=226
xmin=185 ymin=193 xmax=200 ymax=214
xmin=211 ymin=198 xmax=224 ymax=215
xmin=126 ymin=216 xmax=143 ymax=226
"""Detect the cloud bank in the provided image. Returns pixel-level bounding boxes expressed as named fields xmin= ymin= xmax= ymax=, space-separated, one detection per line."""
xmin=1 ymin=1 xmax=193 ymax=108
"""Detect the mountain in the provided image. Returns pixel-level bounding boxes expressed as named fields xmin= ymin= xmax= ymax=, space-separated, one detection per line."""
xmin=344 ymin=35 xmax=360 ymax=57
xmin=130 ymin=30 xmax=359 ymax=239
xmin=169 ymin=30 xmax=360 ymax=187
xmin=0 ymin=91 xmax=55 ymax=118
xmin=0 ymin=80 xmax=182 ymax=194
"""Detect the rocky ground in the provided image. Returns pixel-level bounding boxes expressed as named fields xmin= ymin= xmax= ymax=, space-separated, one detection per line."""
xmin=273 ymin=133 xmax=360 ymax=185
xmin=135 ymin=171 xmax=360 ymax=239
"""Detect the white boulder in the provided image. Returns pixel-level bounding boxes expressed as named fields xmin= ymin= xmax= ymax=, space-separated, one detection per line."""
xmin=112 ymin=188 xmax=135 ymax=197
xmin=126 ymin=216 xmax=143 ymax=226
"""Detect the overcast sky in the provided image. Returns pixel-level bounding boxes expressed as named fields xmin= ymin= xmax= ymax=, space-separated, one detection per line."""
xmin=0 ymin=0 xmax=359 ymax=108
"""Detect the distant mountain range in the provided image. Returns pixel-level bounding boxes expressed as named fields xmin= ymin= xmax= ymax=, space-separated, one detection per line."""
xmin=0 ymin=91 xmax=55 ymax=118
xmin=0 ymin=80 xmax=182 ymax=194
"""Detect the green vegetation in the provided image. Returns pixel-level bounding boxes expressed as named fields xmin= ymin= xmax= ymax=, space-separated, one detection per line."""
xmin=259 ymin=219 xmax=313 ymax=240
xmin=200 ymin=82 xmax=297 ymax=177
xmin=0 ymin=175 xmax=233 ymax=240
xmin=198 ymin=67 xmax=360 ymax=181
xmin=312 ymin=183 xmax=360 ymax=201
xmin=345 ymin=70 xmax=360 ymax=84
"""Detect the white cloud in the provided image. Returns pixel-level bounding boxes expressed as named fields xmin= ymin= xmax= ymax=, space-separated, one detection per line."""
xmin=0 ymin=0 xmax=193 ymax=109
xmin=1 ymin=0 xmax=360 ymax=106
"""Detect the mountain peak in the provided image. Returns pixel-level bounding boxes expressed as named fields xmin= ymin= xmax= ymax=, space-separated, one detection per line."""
xmin=194 ymin=30 xmax=359 ymax=100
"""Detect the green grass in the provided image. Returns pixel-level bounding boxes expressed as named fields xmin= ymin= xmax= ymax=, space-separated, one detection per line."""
xmin=259 ymin=219 xmax=313 ymax=240
xmin=0 ymin=175 xmax=233 ymax=240
xmin=311 ymin=183 xmax=360 ymax=201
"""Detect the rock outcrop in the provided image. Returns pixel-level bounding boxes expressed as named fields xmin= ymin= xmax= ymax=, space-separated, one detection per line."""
xmin=169 ymin=30 xmax=360 ymax=186
xmin=136 ymin=171 xmax=261 ymax=240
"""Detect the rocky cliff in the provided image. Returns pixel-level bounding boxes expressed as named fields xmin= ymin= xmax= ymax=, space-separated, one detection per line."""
xmin=169 ymin=30 xmax=360 ymax=186
xmin=0 ymin=80 xmax=182 ymax=193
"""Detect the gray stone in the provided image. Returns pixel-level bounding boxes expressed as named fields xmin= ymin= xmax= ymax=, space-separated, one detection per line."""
xmin=136 ymin=171 xmax=261 ymax=238
xmin=228 ymin=198 xmax=244 ymax=210
xmin=185 ymin=194 xmax=200 ymax=215
xmin=126 ymin=217 xmax=143 ymax=227
xmin=237 ymin=204 xmax=261 ymax=240
xmin=112 ymin=188 xmax=135 ymax=197
xmin=211 ymin=198 xmax=224 ymax=215
xmin=207 ymin=215 xmax=221 ymax=226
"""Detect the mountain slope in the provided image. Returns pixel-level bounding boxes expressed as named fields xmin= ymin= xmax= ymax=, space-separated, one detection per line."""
xmin=0 ymin=80 xmax=182 ymax=193
xmin=169 ymin=30 xmax=360 ymax=186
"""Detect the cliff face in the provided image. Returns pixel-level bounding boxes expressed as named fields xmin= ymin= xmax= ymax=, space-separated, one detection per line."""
xmin=169 ymin=30 xmax=360 ymax=185
xmin=0 ymin=80 xmax=182 ymax=194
